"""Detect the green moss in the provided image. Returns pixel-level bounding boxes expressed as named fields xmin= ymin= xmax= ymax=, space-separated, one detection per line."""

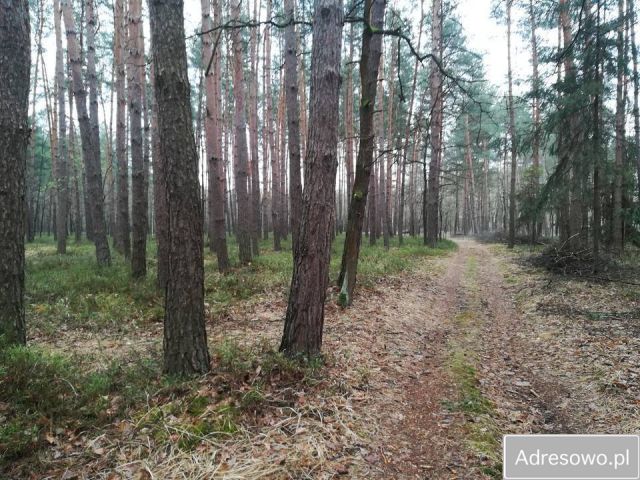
xmin=466 ymin=255 xmax=478 ymax=277
xmin=454 ymin=310 xmax=476 ymax=327
xmin=240 ymin=386 xmax=265 ymax=410
xmin=187 ymin=395 xmax=210 ymax=416
xmin=0 ymin=417 xmax=40 ymax=461
xmin=446 ymin=348 xmax=501 ymax=476
xmin=447 ymin=351 xmax=492 ymax=415
xmin=338 ymin=291 xmax=349 ymax=308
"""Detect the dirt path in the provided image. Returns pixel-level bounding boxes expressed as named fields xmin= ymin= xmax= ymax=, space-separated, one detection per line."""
xmin=359 ymin=238 xmax=601 ymax=479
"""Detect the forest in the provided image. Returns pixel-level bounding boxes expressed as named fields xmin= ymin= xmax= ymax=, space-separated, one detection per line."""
xmin=1 ymin=0 xmax=640 ymax=477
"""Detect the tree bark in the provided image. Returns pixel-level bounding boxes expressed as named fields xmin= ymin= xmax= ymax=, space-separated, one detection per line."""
xmin=54 ymin=0 xmax=69 ymax=254
xmin=529 ymin=0 xmax=541 ymax=242
xmin=559 ymin=0 xmax=583 ymax=247
xmin=613 ymin=0 xmax=625 ymax=251
xmin=115 ymin=0 xmax=129 ymax=257
xmin=151 ymin=62 xmax=169 ymax=289
xmin=102 ymin=85 xmax=116 ymax=240
xmin=344 ymin=22 xmax=355 ymax=208
xmin=384 ymin=40 xmax=397 ymax=250
xmin=425 ymin=0 xmax=442 ymax=247
xmin=203 ymin=0 xmax=229 ymax=271
xmin=68 ymin=83 xmax=83 ymax=243
xmin=337 ymin=0 xmax=386 ymax=306
xmin=261 ymin=31 xmax=270 ymax=242
xmin=280 ymin=0 xmax=343 ymax=357
xmin=298 ymin=35 xmax=308 ymax=163
xmin=369 ymin=161 xmax=377 ymax=245
xmin=62 ymin=0 xmax=111 ymax=266
xmin=27 ymin=0 xmax=44 ymax=243
xmin=0 ymin=0 xmax=30 ymax=345
xmin=141 ymin=26 xmax=150 ymax=243
xmin=262 ymin=34 xmax=270 ymax=243
xmin=265 ymin=0 xmax=281 ymax=250
xmin=230 ymin=0 xmax=252 ymax=265
xmin=592 ymin=0 xmax=603 ymax=271
xmin=248 ymin=0 xmax=261 ymax=256
xmin=464 ymin=115 xmax=477 ymax=234
xmin=632 ymin=0 xmax=640 ymax=206
xmin=284 ymin=0 xmax=303 ymax=256
xmin=278 ymin=71 xmax=289 ymax=240
xmin=506 ymin=0 xmax=517 ymax=248
xmin=149 ymin=0 xmax=210 ymax=375
xmin=129 ymin=0 xmax=146 ymax=277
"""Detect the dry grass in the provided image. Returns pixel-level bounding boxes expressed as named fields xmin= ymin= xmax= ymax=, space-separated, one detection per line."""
xmin=5 ymin=236 xmax=455 ymax=479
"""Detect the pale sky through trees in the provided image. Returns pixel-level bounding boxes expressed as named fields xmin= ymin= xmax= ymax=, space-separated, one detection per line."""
xmin=37 ymin=0 xmax=535 ymax=104
xmin=458 ymin=0 xmax=530 ymax=90
xmin=33 ymin=0 xmax=545 ymax=197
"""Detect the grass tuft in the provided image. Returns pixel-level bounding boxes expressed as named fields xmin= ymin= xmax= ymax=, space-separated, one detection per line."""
xmin=0 ymin=337 xmax=161 ymax=461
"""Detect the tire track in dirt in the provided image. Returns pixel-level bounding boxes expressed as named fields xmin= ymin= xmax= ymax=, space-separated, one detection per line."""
xmin=367 ymin=240 xmax=482 ymax=479
xmin=470 ymin=240 xmax=578 ymax=436
xmin=369 ymin=238 xmax=579 ymax=479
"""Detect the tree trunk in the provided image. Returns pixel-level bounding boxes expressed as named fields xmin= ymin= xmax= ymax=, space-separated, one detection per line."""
xmin=369 ymin=164 xmax=377 ymax=245
xmin=559 ymin=0 xmax=583 ymax=247
xmin=102 ymin=84 xmax=116 ymax=240
xmin=262 ymin=34 xmax=270 ymax=243
xmin=54 ymin=0 xmax=68 ymax=254
xmin=280 ymin=0 xmax=343 ymax=357
xmin=613 ymin=0 xmax=625 ymax=251
xmin=632 ymin=0 xmax=640 ymax=205
xmin=464 ymin=115 xmax=477 ymax=234
xmin=284 ymin=0 xmax=303 ymax=256
xmin=230 ymin=0 xmax=252 ymax=265
xmin=370 ymin=59 xmax=383 ymax=248
xmin=62 ymin=0 xmax=111 ymax=266
xmin=203 ymin=0 xmax=229 ymax=272
xmin=278 ymin=72 xmax=289 ymax=240
xmin=248 ymin=0 xmax=261 ymax=256
xmin=384 ymin=40 xmax=397 ymax=250
xmin=129 ymin=0 xmax=146 ymax=277
xmin=592 ymin=0 xmax=603 ymax=271
xmin=27 ymin=0 xmax=44 ymax=244
xmin=337 ymin=0 xmax=386 ymax=306
xmin=201 ymin=0 xmax=214 ymax=230
xmin=114 ymin=0 xmax=130 ymax=257
xmin=0 ymin=0 xmax=30 ymax=345
xmin=507 ymin=0 xmax=517 ymax=248
xmin=265 ymin=0 xmax=280 ymax=250
xmin=344 ymin=22 xmax=355 ymax=208
xmin=141 ymin=27 xmax=150 ymax=243
xmin=149 ymin=0 xmax=210 ymax=375
xmin=425 ymin=0 xmax=442 ymax=247
xmin=151 ymin=62 xmax=169 ymax=289
xmin=529 ymin=0 xmax=541 ymax=242
xmin=68 ymin=84 xmax=83 ymax=243
xmin=408 ymin=131 xmax=418 ymax=236
xmin=298 ymin=35 xmax=308 ymax=163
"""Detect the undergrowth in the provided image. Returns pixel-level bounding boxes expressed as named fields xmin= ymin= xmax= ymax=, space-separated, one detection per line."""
xmin=28 ymin=234 xmax=456 ymax=333
xmin=0 ymin=336 xmax=161 ymax=464
xmin=11 ymin=233 xmax=456 ymax=471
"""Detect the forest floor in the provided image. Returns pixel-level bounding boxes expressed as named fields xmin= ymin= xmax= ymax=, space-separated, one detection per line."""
xmin=2 ymin=237 xmax=640 ymax=479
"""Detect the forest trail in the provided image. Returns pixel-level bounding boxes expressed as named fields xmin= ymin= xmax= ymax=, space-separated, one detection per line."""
xmin=366 ymin=238 xmax=596 ymax=479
